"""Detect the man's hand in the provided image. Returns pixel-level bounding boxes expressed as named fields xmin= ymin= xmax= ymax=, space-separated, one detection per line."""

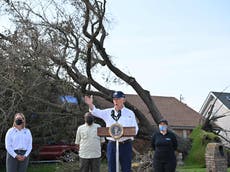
xmin=84 ymin=95 xmax=94 ymax=110
xmin=16 ymin=155 xmax=26 ymax=161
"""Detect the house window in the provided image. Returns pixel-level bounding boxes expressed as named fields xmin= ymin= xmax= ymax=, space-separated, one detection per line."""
xmin=226 ymin=96 xmax=230 ymax=101
xmin=182 ymin=130 xmax=187 ymax=138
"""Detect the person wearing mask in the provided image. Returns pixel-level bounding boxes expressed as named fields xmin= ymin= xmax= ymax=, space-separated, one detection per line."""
xmin=151 ymin=119 xmax=177 ymax=172
xmin=75 ymin=112 xmax=105 ymax=172
xmin=5 ymin=112 xmax=32 ymax=172
xmin=84 ymin=91 xmax=139 ymax=172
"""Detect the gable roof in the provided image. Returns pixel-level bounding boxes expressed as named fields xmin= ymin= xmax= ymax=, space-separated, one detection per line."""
xmin=212 ymin=92 xmax=230 ymax=109
xmin=94 ymin=94 xmax=202 ymax=129
xmin=199 ymin=91 xmax=230 ymax=115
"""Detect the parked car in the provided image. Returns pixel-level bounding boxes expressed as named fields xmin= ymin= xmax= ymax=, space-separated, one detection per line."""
xmin=31 ymin=143 xmax=79 ymax=162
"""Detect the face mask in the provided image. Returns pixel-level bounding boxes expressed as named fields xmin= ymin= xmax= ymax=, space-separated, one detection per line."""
xmin=159 ymin=125 xmax=167 ymax=131
xmin=15 ymin=119 xmax=23 ymax=125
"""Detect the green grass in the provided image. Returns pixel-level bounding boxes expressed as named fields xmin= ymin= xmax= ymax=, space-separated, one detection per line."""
xmin=177 ymin=166 xmax=230 ymax=172
xmin=1 ymin=162 xmax=230 ymax=172
xmin=0 ymin=161 xmax=108 ymax=172
xmin=0 ymin=163 xmax=57 ymax=172
xmin=177 ymin=168 xmax=206 ymax=172
xmin=29 ymin=164 xmax=58 ymax=172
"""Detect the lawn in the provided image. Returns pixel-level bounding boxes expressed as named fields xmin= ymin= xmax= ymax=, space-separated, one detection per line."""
xmin=177 ymin=166 xmax=230 ymax=172
xmin=0 ymin=161 xmax=108 ymax=172
xmin=0 ymin=163 xmax=57 ymax=172
xmin=177 ymin=168 xmax=206 ymax=172
xmin=1 ymin=162 xmax=230 ymax=172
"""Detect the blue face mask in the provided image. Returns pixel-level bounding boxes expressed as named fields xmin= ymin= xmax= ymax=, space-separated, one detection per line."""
xmin=159 ymin=125 xmax=167 ymax=131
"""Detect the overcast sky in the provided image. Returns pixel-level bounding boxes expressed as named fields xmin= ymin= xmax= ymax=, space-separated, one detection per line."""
xmin=1 ymin=1 xmax=230 ymax=112
xmin=104 ymin=0 xmax=230 ymax=111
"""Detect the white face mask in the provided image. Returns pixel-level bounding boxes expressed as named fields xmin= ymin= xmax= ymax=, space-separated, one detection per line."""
xmin=159 ymin=125 xmax=167 ymax=131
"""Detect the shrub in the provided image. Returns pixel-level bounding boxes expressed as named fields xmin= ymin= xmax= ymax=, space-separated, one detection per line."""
xmin=184 ymin=126 xmax=219 ymax=167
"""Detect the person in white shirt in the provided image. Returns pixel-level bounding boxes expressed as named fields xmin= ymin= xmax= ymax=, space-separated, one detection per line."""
xmin=75 ymin=112 xmax=105 ymax=172
xmin=84 ymin=91 xmax=139 ymax=172
xmin=5 ymin=113 xmax=32 ymax=172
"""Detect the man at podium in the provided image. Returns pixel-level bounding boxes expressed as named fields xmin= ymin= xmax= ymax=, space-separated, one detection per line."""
xmin=84 ymin=91 xmax=139 ymax=172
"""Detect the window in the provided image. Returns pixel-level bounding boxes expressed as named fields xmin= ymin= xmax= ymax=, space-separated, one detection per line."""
xmin=182 ymin=130 xmax=187 ymax=138
xmin=226 ymin=96 xmax=230 ymax=101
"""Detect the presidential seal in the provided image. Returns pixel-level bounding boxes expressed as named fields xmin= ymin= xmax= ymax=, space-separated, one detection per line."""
xmin=109 ymin=123 xmax=123 ymax=139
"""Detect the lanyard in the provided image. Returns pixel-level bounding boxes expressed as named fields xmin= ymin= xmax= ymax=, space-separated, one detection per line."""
xmin=111 ymin=110 xmax=121 ymax=122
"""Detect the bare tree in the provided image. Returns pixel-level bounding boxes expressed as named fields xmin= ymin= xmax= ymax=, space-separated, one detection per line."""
xmin=0 ymin=26 xmax=88 ymax=147
xmin=0 ymin=0 xmax=164 ymax=137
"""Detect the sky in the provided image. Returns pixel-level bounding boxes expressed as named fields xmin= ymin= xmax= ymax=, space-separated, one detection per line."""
xmin=0 ymin=0 xmax=230 ymax=112
xmin=104 ymin=0 xmax=230 ymax=112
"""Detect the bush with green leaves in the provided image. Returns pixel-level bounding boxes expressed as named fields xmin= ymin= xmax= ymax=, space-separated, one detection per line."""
xmin=184 ymin=126 xmax=220 ymax=167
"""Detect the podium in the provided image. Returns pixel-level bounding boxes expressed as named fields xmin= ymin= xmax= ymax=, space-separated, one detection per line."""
xmin=97 ymin=127 xmax=136 ymax=137
xmin=97 ymin=124 xmax=136 ymax=172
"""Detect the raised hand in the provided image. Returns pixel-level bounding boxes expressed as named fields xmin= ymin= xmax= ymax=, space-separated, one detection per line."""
xmin=84 ymin=95 xmax=94 ymax=110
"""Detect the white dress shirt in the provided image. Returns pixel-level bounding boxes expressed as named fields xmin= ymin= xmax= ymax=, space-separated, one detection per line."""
xmin=91 ymin=106 xmax=139 ymax=142
xmin=5 ymin=127 xmax=32 ymax=158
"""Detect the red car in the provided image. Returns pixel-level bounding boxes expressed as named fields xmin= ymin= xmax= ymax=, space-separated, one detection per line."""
xmin=31 ymin=143 xmax=79 ymax=162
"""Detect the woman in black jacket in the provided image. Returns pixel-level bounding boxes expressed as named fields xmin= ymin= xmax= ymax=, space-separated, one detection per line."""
xmin=151 ymin=119 xmax=177 ymax=172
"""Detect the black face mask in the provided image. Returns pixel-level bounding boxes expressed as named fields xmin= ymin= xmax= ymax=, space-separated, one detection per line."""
xmin=86 ymin=116 xmax=94 ymax=126
xmin=15 ymin=119 xmax=23 ymax=125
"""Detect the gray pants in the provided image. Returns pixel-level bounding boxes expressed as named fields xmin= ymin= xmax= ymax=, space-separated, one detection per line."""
xmin=79 ymin=157 xmax=100 ymax=172
xmin=6 ymin=152 xmax=29 ymax=172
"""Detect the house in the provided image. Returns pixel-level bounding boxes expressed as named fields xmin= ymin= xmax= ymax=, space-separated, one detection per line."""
xmin=200 ymin=91 xmax=230 ymax=146
xmin=94 ymin=94 xmax=202 ymax=139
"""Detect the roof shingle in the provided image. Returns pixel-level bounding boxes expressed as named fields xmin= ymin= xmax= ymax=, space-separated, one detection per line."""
xmin=94 ymin=94 xmax=202 ymax=128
